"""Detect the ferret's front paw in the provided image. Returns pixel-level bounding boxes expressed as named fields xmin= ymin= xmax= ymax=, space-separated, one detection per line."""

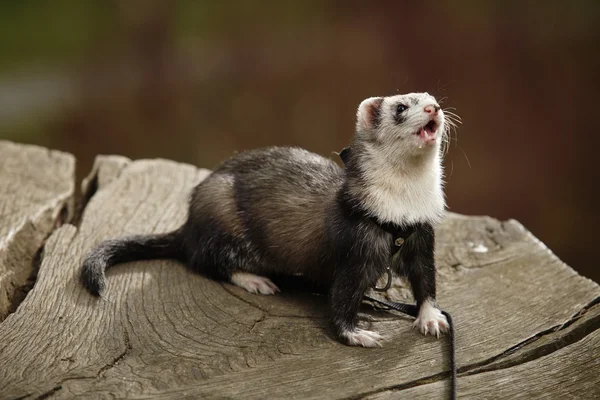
xmin=230 ymin=272 xmax=280 ymax=295
xmin=413 ymin=301 xmax=449 ymax=338
xmin=341 ymin=328 xmax=384 ymax=347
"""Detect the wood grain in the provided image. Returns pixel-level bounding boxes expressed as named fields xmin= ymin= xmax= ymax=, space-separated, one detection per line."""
xmin=0 ymin=141 xmax=74 ymax=320
xmin=367 ymin=318 xmax=600 ymax=400
xmin=0 ymin=147 xmax=598 ymax=399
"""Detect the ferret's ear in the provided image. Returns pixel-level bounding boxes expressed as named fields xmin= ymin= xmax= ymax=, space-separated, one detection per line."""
xmin=356 ymin=97 xmax=384 ymax=131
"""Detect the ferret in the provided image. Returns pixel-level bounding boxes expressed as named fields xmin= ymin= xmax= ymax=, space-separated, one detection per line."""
xmin=81 ymin=92 xmax=450 ymax=347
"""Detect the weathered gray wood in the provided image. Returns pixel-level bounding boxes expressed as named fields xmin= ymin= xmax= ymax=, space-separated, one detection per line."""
xmin=0 ymin=148 xmax=598 ymax=399
xmin=81 ymin=154 xmax=131 ymax=198
xmin=367 ymin=312 xmax=600 ymax=400
xmin=0 ymin=140 xmax=75 ymax=320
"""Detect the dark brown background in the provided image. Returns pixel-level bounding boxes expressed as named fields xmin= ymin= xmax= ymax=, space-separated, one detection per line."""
xmin=2 ymin=1 xmax=598 ymax=281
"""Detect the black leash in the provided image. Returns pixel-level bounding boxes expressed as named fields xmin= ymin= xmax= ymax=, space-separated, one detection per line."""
xmin=362 ymin=293 xmax=456 ymax=400
xmin=363 ymin=202 xmax=457 ymax=399
xmin=340 ymin=146 xmax=456 ymax=399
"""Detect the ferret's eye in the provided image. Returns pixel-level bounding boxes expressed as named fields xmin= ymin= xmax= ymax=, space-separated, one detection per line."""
xmin=396 ymin=104 xmax=408 ymax=114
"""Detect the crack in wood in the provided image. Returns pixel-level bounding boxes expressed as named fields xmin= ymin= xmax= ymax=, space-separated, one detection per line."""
xmin=250 ymin=314 xmax=267 ymax=333
xmin=485 ymin=225 xmax=504 ymax=250
xmin=0 ymin=142 xmax=75 ymax=321
xmin=220 ymin=283 xmax=270 ymax=313
xmin=351 ymin=296 xmax=600 ymax=399
xmin=2 ymin=149 xmax=598 ymax=400
xmin=34 ymin=385 xmax=62 ymax=400
xmin=6 ymin=241 xmax=45 ymax=318
xmin=97 ymin=328 xmax=132 ymax=378
xmin=32 ymin=375 xmax=98 ymax=400
xmin=349 ymin=371 xmax=452 ymax=400
xmin=71 ymin=171 xmax=98 ymax=228
xmin=1 ymin=153 xmax=130 ymax=323
xmin=10 ymin=394 xmax=33 ymax=400
xmin=459 ymin=296 xmax=600 ymax=376
xmin=74 ymin=155 xmax=130 ymax=228
xmin=461 ymin=296 xmax=600 ymax=376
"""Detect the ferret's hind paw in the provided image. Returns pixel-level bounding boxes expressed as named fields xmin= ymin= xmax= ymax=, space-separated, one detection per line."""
xmin=231 ymin=272 xmax=280 ymax=295
xmin=413 ymin=302 xmax=449 ymax=338
xmin=341 ymin=328 xmax=384 ymax=347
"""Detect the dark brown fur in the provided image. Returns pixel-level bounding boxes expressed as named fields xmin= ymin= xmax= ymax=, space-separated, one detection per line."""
xmin=81 ymin=146 xmax=437 ymax=342
xmin=81 ymin=92 xmax=446 ymax=345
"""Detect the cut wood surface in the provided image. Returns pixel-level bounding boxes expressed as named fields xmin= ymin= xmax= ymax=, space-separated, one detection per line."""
xmin=0 ymin=142 xmax=598 ymax=399
xmin=0 ymin=140 xmax=75 ymax=320
xmin=366 ymin=317 xmax=600 ymax=400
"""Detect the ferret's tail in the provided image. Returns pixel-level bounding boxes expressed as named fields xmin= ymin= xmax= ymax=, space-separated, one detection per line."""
xmin=81 ymin=229 xmax=183 ymax=296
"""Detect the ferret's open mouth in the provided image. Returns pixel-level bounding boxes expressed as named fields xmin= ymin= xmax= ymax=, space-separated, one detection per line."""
xmin=415 ymin=120 xmax=438 ymax=140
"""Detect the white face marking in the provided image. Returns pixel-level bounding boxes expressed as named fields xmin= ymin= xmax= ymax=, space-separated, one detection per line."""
xmin=357 ymin=92 xmax=445 ymax=152
xmin=230 ymin=272 xmax=280 ymax=295
xmin=340 ymin=328 xmax=384 ymax=347
xmin=352 ymin=92 xmax=448 ymax=226
xmin=413 ymin=299 xmax=449 ymax=338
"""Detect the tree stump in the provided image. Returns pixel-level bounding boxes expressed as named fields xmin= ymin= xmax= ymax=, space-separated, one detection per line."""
xmin=0 ymin=140 xmax=74 ymax=320
xmin=0 ymin=142 xmax=598 ymax=399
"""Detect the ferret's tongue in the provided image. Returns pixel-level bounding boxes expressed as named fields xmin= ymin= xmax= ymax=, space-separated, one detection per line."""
xmin=420 ymin=128 xmax=435 ymax=138
xmin=419 ymin=128 xmax=436 ymax=144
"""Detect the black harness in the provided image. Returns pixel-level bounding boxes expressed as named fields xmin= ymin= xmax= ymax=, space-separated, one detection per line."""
xmin=371 ymin=218 xmax=419 ymax=292
xmin=339 ymin=147 xmax=457 ymax=400
xmin=376 ymin=218 xmax=419 ymax=256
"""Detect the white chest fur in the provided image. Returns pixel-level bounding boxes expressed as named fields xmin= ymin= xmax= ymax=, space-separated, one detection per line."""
xmin=356 ymin=148 xmax=446 ymax=226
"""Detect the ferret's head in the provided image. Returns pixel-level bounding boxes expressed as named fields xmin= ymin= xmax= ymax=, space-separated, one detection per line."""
xmin=355 ymin=93 xmax=446 ymax=156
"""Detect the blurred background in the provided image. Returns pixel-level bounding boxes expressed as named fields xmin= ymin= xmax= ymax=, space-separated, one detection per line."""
xmin=1 ymin=1 xmax=598 ymax=281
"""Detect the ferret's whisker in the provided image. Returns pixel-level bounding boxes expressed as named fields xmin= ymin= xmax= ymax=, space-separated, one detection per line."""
xmin=456 ymin=144 xmax=472 ymax=169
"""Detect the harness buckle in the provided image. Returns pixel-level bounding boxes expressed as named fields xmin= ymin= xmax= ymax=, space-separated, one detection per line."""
xmin=373 ymin=266 xmax=392 ymax=292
